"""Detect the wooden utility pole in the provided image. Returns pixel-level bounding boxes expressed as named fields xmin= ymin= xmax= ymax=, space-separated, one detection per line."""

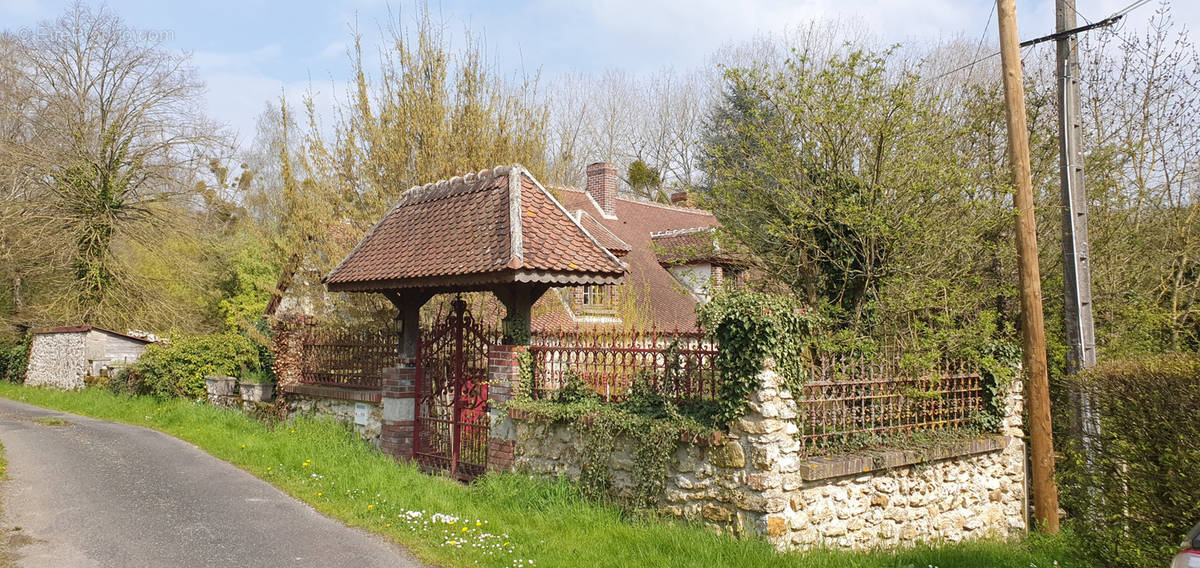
xmin=996 ymin=0 xmax=1061 ymax=533
xmin=1056 ymin=0 xmax=1097 ymax=373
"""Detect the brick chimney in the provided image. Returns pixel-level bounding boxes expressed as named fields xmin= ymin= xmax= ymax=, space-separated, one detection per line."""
xmin=586 ymin=162 xmax=618 ymax=218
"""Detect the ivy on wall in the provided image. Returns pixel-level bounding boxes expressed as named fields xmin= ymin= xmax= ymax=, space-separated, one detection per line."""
xmin=697 ymin=290 xmax=813 ymax=425
xmin=504 ymin=370 xmax=714 ymax=507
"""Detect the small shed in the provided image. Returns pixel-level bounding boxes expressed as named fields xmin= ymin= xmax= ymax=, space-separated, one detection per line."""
xmin=26 ymin=325 xmax=153 ymax=390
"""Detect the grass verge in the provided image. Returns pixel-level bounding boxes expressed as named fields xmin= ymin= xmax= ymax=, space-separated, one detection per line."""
xmin=0 ymin=384 xmax=1081 ymax=568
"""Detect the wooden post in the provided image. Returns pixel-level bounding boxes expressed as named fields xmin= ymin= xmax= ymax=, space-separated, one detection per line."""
xmin=996 ymin=0 xmax=1061 ymax=533
xmin=493 ymin=284 xmax=549 ymax=346
xmin=384 ymin=291 xmax=433 ymax=362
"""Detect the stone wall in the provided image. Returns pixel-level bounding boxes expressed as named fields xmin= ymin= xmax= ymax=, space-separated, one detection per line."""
xmin=26 ymin=332 xmax=86 ymax=390
xmin=504 ymin=365 xmax=1027 ymax=551
xmin=280 ymin=385 xmax=385 ymax=447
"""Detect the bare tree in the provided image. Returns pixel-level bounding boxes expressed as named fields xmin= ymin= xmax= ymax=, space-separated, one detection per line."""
xmin=5 ymin=2 xmax=227 ymax=328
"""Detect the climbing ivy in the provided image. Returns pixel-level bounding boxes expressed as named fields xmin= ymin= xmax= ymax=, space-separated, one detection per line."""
xmin=501 ymin=313 xmax=531 ymax=345
xmin=697 ymin=290 xmax=814 ymax=425
xmin=503 ymin=396 xmax=712 ymax=507
xmin=968 ymin=341 xmax=1022 ymax=431
xmin=516 ymin=349 xmax=535 ymax=400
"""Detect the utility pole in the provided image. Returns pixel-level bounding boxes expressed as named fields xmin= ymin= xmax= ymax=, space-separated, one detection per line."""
xmin=1057 ymin=0 xmax=1097 ymax=373
xmin=996 ymin=0 xmax=1061 ymax=533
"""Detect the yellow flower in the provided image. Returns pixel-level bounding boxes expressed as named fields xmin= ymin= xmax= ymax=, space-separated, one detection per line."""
xmin=368 ymin=505 xmax=374 ymax=510
xmin=317 ymin=492 xmax=322 ymax=497
xmin=475 ymin=521 xmax=481 ymax=526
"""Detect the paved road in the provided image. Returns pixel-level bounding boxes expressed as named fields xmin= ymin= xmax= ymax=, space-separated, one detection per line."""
xmin=0 ymin=398 xmax=424 ymax=568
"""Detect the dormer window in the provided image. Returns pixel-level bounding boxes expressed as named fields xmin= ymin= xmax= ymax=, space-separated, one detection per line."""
xmin=573 ymin=285 xmax=617 ymax=316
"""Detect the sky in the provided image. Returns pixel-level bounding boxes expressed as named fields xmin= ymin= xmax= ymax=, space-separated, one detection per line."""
xmin=2 ymin=0 xmax=1196 ymax=146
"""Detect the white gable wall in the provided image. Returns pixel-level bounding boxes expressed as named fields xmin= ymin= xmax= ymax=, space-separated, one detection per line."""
xmin=26 ymin=332 xmax=88 ymax=390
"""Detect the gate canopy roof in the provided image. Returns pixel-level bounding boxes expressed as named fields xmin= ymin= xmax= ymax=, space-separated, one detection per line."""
xmin=323 ymin=165 xmax=627 ymax=293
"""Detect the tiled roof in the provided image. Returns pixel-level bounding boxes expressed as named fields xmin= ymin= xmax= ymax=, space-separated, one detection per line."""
xmin=531 ymin=189 xmax=721 ymax=331
xmin=651 ymin=227 xmax=732 ymax=265
xmin=324 ymin=166 xmax=626 ymax=292
xmin=575 ymin=210 xmax=631 ymax=255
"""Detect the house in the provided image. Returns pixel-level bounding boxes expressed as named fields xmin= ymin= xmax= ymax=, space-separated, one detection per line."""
xmin=26 ymin=325 xmax=154 ymax=390
xmin=530 ymin=162 xmax=742 ymax=331
xmin=271 ymin=161 xmax=741 ymax=331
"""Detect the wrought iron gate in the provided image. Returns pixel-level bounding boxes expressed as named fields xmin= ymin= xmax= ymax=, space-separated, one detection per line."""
xmin=413 ymin=298 xmax=494 ymax=480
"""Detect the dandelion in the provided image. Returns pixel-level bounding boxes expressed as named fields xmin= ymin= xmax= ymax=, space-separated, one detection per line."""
xmin=368 ymin=505 xmax=374 ymax=511
xmin=317 ymin=492 xmax=322 ymax=497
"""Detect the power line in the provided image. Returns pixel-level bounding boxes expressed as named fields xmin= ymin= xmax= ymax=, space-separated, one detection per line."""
xmin=965 ymin=3 xmax=997 ymax=84
xmin=925 ymin=0 xmax=1152 ymax=83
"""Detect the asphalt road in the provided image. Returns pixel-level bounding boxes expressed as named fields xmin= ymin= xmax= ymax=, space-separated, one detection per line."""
xmin=0 ymin=397 xmax=425 ymax=568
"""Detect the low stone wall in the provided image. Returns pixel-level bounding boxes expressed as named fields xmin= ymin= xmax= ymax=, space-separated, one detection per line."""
xmin=283 ymin=385 xmax=383 ymax=446
xmin=778 ymin=438 xmax=1025 ymax=549
xmin=505 ymin=366 xmax=1027 ymax=551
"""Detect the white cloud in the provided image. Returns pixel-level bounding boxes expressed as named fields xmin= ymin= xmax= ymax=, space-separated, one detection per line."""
xmin=191 ymin=43 xmax=283 ymax=74
xmin=315 ymin=40 xmax=348 ymax=62
xmin=198 ymin=71 xmax=345 ymax=150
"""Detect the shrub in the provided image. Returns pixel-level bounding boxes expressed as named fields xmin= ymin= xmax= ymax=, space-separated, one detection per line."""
xmin=0 ymin=336 xmax=30 ymax=383
xmin=134 ymin=333 xmax=261 ymax=398
xmin=107 ymin=367 xmax=148 ymax=396
xmin=1059 ymin=353 xmax=1200 ymax=568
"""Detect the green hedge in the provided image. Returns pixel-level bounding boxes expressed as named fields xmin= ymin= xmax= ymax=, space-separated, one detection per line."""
xmin=133 ymin=333 xmax=261 ymax=398
xmin=1059 ymin=354 xmax=1200 ymax=567
xmin=0 ymin=336 xmax=30 ymax=383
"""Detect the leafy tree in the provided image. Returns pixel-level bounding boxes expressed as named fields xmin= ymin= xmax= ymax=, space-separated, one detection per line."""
xmin=701 ymin=48 xmax=959 ymax=328
xmin=0 ymin=3 xmax=227 ymax=331
xmin=627 ymin=159 xmax=663 ymax=201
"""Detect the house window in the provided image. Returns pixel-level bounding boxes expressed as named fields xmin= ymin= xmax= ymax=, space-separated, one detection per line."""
xmin=574 ymin=285 xmax=617 ymax=316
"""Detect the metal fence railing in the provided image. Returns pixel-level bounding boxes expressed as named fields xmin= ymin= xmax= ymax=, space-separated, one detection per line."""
xmin=796 ymin=355 xmax=984 ymax=456
xmin=297 ymin=327 xmax=399 ymax=390
xmin=529 ymin=329 xmax=720 ymax=402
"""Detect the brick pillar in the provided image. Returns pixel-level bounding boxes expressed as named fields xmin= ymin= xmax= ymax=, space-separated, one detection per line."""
xmin=380 ymin=363 xmax=417 ymax=460
xmin=486 ymin=344 xmax=525 ymax=472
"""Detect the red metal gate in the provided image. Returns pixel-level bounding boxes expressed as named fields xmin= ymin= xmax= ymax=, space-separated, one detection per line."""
xmin=413 ymin=298 xmax=495 ymax=480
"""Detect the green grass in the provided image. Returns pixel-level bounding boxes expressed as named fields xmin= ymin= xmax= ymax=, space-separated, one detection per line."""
xmin=0 ymin=384 xmax=1083 ymax=568
xmin=31 ymin=417 xmax=68 ymax=426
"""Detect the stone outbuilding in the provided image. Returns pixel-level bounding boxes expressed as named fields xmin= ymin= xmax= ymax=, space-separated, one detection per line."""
xmin=26 ymin=325 xmax=153 ymax=390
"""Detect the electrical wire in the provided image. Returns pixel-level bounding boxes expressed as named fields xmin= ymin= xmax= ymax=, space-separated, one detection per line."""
xmin=924 ymin=0 xmax=1154 ymax=84
xmin=965 ymin=3 xmax=997 ymax=84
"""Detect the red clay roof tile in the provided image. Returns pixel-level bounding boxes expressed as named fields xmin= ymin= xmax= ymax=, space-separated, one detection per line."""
xmin=324 ymin=166 xmax=625 ymax=291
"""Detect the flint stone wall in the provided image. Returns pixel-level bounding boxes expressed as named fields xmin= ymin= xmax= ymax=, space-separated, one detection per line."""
xmin=26 ymin=332 xmax=87 ymax=390
xmin=286 ymin=393 xmax=383 ymax=446
xmin=507 ymin=366 xmax=1027 ymax=551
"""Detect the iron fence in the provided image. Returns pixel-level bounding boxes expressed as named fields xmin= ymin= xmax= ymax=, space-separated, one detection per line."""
xmin=297 ymin=326 xmax=398 ymax=390
xmin=528 ymin=328 xmax=720 ymax=402
xmin=796 ymin=354 xmax=984 ymax=456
